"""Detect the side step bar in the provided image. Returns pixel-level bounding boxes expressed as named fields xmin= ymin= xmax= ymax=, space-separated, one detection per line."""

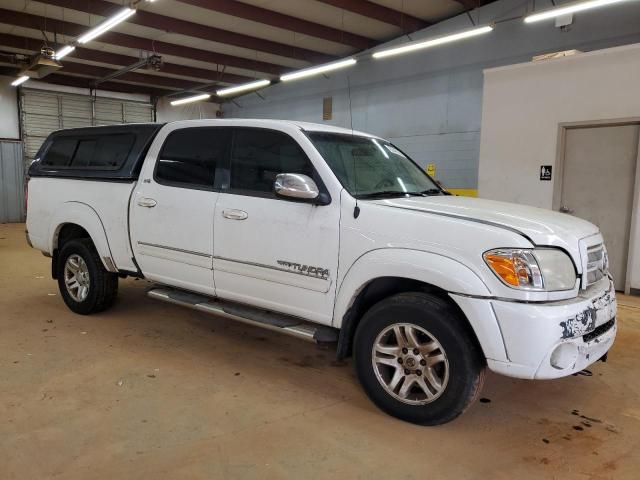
xmin=147 ymin=287 xmax=339 ymax=344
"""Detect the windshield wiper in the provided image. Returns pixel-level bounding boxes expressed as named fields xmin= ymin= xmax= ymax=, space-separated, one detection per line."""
xmin=356 ymin=190 xmax=422 ymax=199
xmin=356 ymin=188 xmax=445 ymax=199
xmin=417 ymin=188 xmax=443 ymax=196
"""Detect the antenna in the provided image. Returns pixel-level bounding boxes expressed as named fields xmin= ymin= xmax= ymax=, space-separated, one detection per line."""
xmin=347 ymin=75 xmax=360 ymax=219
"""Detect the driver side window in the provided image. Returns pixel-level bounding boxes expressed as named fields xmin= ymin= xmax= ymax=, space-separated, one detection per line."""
xmin=230 ymin=128 xmax=314 ymax=195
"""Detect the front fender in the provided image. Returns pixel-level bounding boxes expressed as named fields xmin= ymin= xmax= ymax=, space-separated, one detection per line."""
xmin=49 ymin=202 xmax=117 ymax=272
xmin=333 ymin=248 xmax=508 ymax=362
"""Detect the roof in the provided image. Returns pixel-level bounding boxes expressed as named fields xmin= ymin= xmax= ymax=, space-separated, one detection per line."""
xmin=160 ymin=118 xmax=379 ymax=137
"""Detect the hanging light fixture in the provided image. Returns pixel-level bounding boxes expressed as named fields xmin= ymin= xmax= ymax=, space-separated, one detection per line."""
xmin=170 ymin=93 xmax=211 ymax=106
xmin=280 ymin=58 xmax=357 ymax=82
xmin=524 ymin=0 xmax=633 ymax=23
xmin=77 ymin=8 xmax=136 ymax=44
xmin=217 ymin=79 xmax=271 ymax=96
xmin=372 ymin=25 xmax=494 ymax=59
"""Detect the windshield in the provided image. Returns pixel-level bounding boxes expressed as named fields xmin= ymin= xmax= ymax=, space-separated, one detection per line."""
xmin=308 ymin=132 xmax=443 ymax=198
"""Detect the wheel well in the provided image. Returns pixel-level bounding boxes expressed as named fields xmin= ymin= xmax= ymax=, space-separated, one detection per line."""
xmin=51 ymin=224 xmax=91 ymax=279
xmin=336 ymin=277 xmax=481 ymax=359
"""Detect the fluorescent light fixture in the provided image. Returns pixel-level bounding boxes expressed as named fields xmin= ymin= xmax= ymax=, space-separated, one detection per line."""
xmin=372 ymin=25 xmax=494 ymax=59
xmin=216 ymin=79 xmax=271 ymax=96
xmin=280 ymin=58 xmax=357 ymax=82
xmin=55 ymin=45 xmax=76 ymax=59
xmin=11 ymin=75 xmax=29 ymax=87
xmin=170 ymin=93 xmax=211 ymax=106
xmin=78 ymin=8 xmax=136 ymax=44
xmin=524 ymin=0 xmax=631 ymax=23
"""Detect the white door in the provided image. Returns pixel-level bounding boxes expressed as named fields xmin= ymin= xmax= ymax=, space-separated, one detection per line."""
xmin=130 ymin=126 xmax=231 ymax=295
xmin=561 ymin=124 xmax=640 ymax=290
xmin=213 ymin=128 xmax=340 ymax=325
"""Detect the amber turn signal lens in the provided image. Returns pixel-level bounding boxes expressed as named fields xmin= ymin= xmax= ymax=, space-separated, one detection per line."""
xmin=484 ymin=254 xmax=520 ymax=287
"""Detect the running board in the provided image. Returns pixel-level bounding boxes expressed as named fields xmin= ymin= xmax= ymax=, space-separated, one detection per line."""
xmin=147 ymin=287 xmax=338 ymax=344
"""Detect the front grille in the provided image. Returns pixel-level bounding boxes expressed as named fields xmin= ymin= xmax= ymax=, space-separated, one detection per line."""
xmin=585 ymin=244 xmax=606 ymax=287
xmin=583 ymin=318 xmax=615 ymax=343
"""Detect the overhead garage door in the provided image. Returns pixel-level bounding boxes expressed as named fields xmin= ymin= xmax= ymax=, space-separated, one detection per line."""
xmin=20 ymin=88 xmax=154 ymax=161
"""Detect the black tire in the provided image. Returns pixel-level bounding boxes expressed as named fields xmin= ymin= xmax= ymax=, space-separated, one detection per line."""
xmin=354 ymin=292 xmax=485 ymax=425
xmin=57 ymin=238 xmax=118 ymax=315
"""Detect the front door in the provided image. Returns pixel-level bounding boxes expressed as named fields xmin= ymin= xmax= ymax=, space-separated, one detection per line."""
xmin=213 ymin=127 xmax=340 ymax=325
xmin=561 ymin=124 xmax=640 ymax=290
xmin=130 ymin=126 xmax=231 ymax=295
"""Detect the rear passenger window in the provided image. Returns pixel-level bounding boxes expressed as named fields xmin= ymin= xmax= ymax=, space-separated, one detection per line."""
xmin=43 ymin=138 xmax=77 ymax=167
xmin=230 ymin=129 xmax=313 ymax=194
xmin=156 ymin=128 xmax=230 ymax=189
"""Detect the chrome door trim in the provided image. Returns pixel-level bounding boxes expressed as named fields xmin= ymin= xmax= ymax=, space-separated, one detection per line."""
xmin=138 ymin=241 xmax=212 ymax=258
xmin=213 ymin=255 xmax=330 ymax=280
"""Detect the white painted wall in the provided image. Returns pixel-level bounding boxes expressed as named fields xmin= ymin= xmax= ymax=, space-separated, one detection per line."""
xmin=0 ymin=76 xmax=20 ymax=139
xmin=156 ymin=97 xmax=220 ymax=123
xmin=478 ymin=43 xmax=640 ymax=290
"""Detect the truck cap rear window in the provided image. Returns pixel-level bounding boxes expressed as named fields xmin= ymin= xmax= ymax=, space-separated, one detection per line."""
xmin=42 ymin=133 xmax=135 ymax=170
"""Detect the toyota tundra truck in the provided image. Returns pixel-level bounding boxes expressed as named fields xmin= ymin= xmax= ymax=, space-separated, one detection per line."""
xmin=25 ymin=119 xmax=617 ymax=425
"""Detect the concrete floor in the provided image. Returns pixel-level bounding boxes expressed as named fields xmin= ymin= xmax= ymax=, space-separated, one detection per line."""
xmin=1 ymin=223 xmax=639 ymax=479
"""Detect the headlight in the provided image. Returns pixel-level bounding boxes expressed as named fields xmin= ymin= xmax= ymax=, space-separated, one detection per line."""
xmin=483 ymin=248 xmax=576 ymax=291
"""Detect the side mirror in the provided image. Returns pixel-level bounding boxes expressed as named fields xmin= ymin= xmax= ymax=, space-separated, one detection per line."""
xmin=274 ymin=173 xmax=320 ymax=201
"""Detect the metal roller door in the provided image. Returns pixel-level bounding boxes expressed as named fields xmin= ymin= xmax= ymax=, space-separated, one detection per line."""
xmin=20 ymin=88 xmax=154 ymax=161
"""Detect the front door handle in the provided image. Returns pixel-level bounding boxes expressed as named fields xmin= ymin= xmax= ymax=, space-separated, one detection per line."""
xmin=137 ymin=197 xmax=157 ymax=208
xmin=222 ymin=209 xmax=248 ymax=220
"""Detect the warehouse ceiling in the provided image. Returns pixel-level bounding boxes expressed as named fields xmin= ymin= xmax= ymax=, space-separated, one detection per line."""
xmin=0 ymin=0 xmax=492 ymax=99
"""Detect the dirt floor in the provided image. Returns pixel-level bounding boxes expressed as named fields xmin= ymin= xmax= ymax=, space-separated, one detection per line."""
xmin=1 ymin=222 xmax=639 ymax=479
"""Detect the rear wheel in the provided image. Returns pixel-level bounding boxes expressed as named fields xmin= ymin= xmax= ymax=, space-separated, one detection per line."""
xmin=354 ymin=292 xmax=485 ymax=425
xmin=57 ymin=238 xmax=118 ymax=314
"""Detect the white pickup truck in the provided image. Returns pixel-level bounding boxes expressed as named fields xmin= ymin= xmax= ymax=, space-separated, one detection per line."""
xmin=26 ymin=119 xmax=617 ymax=425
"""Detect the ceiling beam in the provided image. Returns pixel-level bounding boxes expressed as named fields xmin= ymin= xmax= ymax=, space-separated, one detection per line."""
xmin=46 ymin=73 xmax=173 ymax=97
xmin=315 ymin=0 xmax=428 ymax=33
xmin=176 ymin=0 xmax=375 ymax=50
xmin=53 ymin=61 xmax=207 ymax=90
xmin=0 ymin=65 xmax=172 ymax=96
xmin=452 ymin=0 xmax=484 ymax=10
xmin=39 ymin=0 xmax=335 ymax=64
xmin=0 ymin=8 xmax=288 ymax=75
xmin=0 ymin=32 xmax=253 ymax=84
xmin=0 ymin=39 xmax=217 ymax=91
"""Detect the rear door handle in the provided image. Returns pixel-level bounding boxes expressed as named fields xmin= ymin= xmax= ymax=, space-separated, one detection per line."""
xmin=137 ymin=197 xmax=157 ymax=208
xmin=222 ymin=209 xmax=248 ymax=220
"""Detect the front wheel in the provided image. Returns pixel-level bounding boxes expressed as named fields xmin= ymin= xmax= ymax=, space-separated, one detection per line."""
xmin=354 ymin=292 xmax=485 ymax=425
xmin=57 ymin=238 xmax=118 ymax=315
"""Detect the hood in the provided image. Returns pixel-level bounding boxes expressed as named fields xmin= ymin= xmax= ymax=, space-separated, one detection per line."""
xmin=372 ymin=196 xmax=599 ymax=263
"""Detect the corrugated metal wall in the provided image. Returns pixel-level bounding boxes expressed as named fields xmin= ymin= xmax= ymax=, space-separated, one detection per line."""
xmin=0 ymin=141 xmax=25 ymax=223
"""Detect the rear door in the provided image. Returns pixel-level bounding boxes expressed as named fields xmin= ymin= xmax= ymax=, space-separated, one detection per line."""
xmin=213 ymin=127 xmax=340 ymax=325
xmin=130 ymin=126 xmax=231 ymax=295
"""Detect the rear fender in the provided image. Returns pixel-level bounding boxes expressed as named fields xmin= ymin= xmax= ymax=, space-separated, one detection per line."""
xmin=49 ymin=202 xmax=117 ymax=272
